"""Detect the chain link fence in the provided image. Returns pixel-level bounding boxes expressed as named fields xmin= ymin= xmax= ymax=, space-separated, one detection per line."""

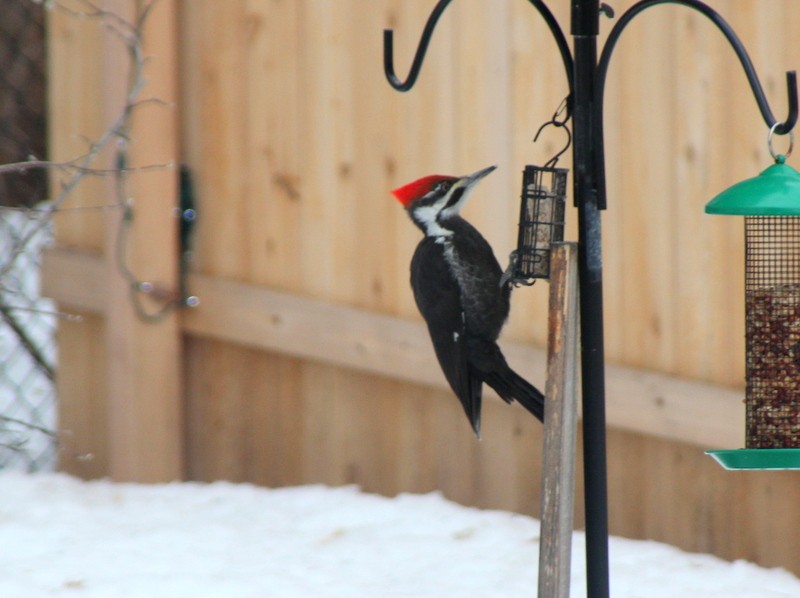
xmin=0 ymin=210 xmax=56 ymax=471
xmin=0 ymin=0 xmax=56 ymax=471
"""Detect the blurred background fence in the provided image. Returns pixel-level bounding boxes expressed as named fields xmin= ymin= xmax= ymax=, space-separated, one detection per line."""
xmin=0 ymin=0 xmax=56 ymax=471
xmin=12 ymin=0 xmax=800 ymax=578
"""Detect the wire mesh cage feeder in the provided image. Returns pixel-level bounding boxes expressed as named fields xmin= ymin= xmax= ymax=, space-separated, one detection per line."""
xmin=706 ymin=130 xmax=800 ymax=470
xmin=510 ymin=165 xmax=568 ymax=284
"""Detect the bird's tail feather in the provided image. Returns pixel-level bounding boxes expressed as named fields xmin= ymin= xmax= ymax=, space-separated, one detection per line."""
xmin=467 ymin=338 xmax=545 ymax=423
xmin=482 ymin=366 xmax=545 ymax=422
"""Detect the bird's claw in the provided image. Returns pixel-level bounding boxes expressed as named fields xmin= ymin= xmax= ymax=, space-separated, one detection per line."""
xmin=500 ymin=250 xmax=535 ymax=288
xmin=500 ymin=251 xmax=518 ymax=288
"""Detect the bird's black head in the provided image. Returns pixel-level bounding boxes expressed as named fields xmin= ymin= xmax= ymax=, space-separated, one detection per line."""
xmin=391 ymin=165 xmax=497 ymax=236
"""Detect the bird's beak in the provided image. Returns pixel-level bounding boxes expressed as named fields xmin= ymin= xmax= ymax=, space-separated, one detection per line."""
xmin=440 ymin=165 xmax=497 ymax=217
xmin=462 ymin=165 xmax=497 ymax=188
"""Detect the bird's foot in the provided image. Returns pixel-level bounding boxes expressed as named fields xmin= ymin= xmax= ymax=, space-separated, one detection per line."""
xmin=500 ymin=250 xmax=535 ymax=288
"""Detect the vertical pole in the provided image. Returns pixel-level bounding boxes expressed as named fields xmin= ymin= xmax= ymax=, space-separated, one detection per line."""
xmin=538 ymin=243 xmax=580 ymax=598
xmin=570 ymin=1 xmax=610 ymax=597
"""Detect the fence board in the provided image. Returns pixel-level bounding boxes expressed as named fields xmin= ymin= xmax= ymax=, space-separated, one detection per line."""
xmin=56 ymin=312 xmax=108 ymax=478
xmin=102 ymin=0 xmax=183 ymax=483
xmin=48 ymin=0 xmax=183 ymax=482
xmin=47 ymin=1 xmax=106 ymax=252
xmin=184 ymin=338 xmax=306 ymax=487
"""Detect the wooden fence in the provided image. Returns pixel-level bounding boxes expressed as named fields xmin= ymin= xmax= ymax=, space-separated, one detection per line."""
xmin=44 ymin=0 xmax=800 ymax=575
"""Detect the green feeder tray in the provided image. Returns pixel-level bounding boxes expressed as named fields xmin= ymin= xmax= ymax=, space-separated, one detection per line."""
xmin=705 ymin=156 xmax=800 ymax=216
xmin=706 ymin=449 xmax=800 ymax=471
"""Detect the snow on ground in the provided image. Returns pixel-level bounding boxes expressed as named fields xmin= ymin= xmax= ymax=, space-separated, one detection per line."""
xmin=1 ymin=473 xmax=799 ymax=597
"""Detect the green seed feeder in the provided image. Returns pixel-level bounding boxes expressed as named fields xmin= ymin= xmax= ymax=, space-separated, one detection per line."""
xmin=706 ymin=128 xmax=800 ymax=470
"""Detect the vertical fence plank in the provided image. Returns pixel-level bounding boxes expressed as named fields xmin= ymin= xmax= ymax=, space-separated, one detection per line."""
xmin=56 ymin=312 xmax=108 ymax=477
xmin=102 ymin=0 xmax=183 ymax=482
xmin=48 ymin=0 xmax=107 ymax=474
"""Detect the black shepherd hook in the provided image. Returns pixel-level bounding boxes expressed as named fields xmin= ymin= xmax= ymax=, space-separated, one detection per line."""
xmin=593 ymin=0 xmax=799 ymax=209
xmin=384 ymin=0 xmax=575 ymax=106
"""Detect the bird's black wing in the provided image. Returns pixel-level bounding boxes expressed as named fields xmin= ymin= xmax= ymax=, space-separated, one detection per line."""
xmin=410 ymin=238 xmax=482 ymax=435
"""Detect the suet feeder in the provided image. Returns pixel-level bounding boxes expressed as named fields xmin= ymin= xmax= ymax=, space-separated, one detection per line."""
xmin=706 ymin=130 xmax=800 ymax=470
xmin=510 ymin=164 xmax=567 ymax=283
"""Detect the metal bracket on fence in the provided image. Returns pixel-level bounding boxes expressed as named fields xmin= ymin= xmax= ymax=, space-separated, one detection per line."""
xmin=116 ymin=161 xmax=199 ymax=322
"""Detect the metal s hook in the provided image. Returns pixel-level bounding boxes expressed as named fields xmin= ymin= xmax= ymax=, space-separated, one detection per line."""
xmin=533 ymin=96 xmax=573 ymax=168
xmin=383 ymin=0 xmax=454 ymax=92
xmin=535 ymin=124 xmax=572 ymax=169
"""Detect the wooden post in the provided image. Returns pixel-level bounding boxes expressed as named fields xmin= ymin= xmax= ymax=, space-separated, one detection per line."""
xmin=102 ymin=0 xmax=183 ymax=482
xmin=538 ymin=242 xmax=580 ymax=598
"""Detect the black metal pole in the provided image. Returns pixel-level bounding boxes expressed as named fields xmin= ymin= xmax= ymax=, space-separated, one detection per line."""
xmin=571 ymin=1 xmax=610 ymax=597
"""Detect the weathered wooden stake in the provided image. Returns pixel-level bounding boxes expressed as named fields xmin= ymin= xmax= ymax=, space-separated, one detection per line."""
xmin=538 ymin=242 xmax=580 ymax=598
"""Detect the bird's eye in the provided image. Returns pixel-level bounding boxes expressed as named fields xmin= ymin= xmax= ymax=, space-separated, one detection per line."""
xmin=437 ymin=181 xmax=453 ymax=192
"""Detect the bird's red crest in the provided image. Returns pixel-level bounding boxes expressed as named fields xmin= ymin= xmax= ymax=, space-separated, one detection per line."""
xmin=391 ymin=175 xmax=454 ymax=208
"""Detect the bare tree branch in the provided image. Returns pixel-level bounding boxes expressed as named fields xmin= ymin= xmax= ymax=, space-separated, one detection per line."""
xmin=0 ymin=0 xmax=169 ymax=280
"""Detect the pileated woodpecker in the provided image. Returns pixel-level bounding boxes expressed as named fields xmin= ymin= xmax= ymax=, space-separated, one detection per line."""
xmin=392 ymin=165 xmax=545 ymax=436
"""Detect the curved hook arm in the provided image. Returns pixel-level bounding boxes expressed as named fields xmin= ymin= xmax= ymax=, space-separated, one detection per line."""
xmin=384 ymin=0 xmax=574 ymax=101
xmin=598 ymin=0 xmax=797 ymax=133
xmin=384 ymin=0 xmax=454 ymax=92
xmin=594 ymin=0 xmax=799 ymax=208
xmin=526 ymin=0 xmax=574 ymax=101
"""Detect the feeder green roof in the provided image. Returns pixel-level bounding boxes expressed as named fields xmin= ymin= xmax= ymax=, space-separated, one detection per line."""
xmin=705 ymin=157 xmax=800 ymax=216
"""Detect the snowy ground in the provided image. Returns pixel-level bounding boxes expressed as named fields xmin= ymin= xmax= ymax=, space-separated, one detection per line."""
xmin=1 ymin=473 xmax=799 ymax=597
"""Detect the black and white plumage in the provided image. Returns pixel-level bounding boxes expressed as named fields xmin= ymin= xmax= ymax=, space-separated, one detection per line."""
xmin=392 ymin=165 xmax=545 ymax=436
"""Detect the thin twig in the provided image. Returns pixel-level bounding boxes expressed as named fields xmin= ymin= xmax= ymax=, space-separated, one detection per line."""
xmin=0 ymin=302 xmax=54 ymax=380
xmin=0 ymin=414 xmax=59 ymax=440
xmin=0 ymin=157 xmax=172 ymax=177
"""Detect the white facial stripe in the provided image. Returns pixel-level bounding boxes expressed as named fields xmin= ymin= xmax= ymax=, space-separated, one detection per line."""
xmin=440 ymin=183 xmax=475 ymax=220
xmin=413 ymin=201 xmax=453 ymax=238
